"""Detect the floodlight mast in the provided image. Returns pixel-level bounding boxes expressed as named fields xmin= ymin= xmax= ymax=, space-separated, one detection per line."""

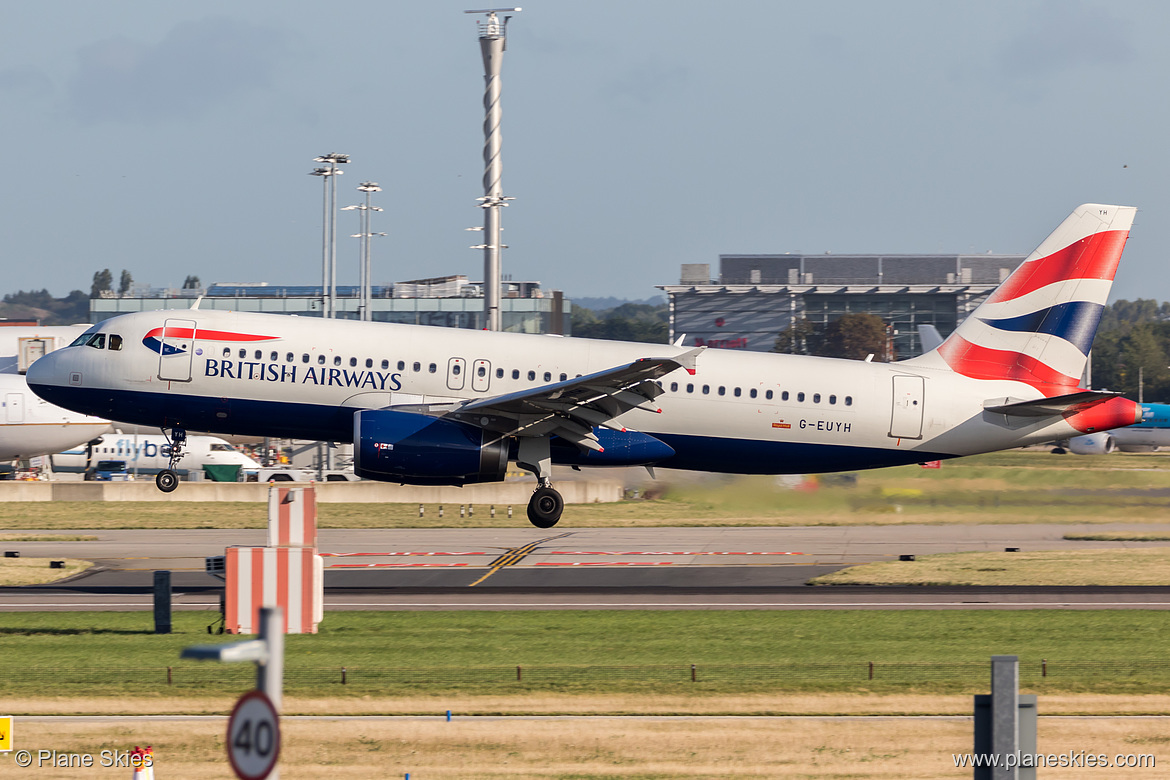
xmin=466 ymin=7 xmax=521 ymax=331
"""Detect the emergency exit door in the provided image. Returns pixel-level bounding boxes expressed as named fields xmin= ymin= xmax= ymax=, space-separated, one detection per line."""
xmin=889 ymin=375 xmax=924 ymax=440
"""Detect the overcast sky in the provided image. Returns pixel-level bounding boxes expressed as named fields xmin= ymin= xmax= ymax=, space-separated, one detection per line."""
xmin=3 ymin=1 xmax=1168 ymax=303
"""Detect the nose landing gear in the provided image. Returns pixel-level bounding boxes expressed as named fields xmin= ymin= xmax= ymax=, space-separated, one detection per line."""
xmin=155 ymin=427 xmax=187 ymax=493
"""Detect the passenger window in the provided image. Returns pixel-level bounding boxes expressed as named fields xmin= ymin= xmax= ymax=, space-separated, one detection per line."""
xmin=765 ymin=390 xmax=773 ymax=400
xmin=429 ymin=363 xmax=437 ymax=373
xmin=512 ymin=369 xmax=520 ymax=380
xmin=813 ymin=393 xmax=821 ymax=403
xmin=223 ymin=347 xmax=231 ymax=357
xmin=397 ymin=360 xmax=405 ymax=370
xmin=254 ymin=350 xmax=262 ymax=359
xmin=334 ymin=356 xmax=342 ymax=366
xmin=86 ymin=334 xmax=106 ymax=349
xmin=366 ymin=359 xmax=373 ymax=368
xmin=478 ymin=366 xmax=487 ymax=377
xmin=382 ymin=360 xmax=390 ymax=370
xmin=845 ymin=396 xmax=853 ymax=406
xmin=829 ymin=395 xmax=837 ymax=405
xmin=560 ymin=373 xmax=567 ymax=382
xmin=302 ymin=354 xmax=310 ymax=363
xmin=239 ymin=349 xmax=246 ymax=359
xmin=544 ymin=372 xmax=552 ymax=382
xmin=413 ymin=362 xmax=421 ymax=372
xmin=749 ymin=388 xmax=757 ymax=399
xmin=686 ymin=384 xmax=694 ymax=393
xmin=350 ymin=357 xmax=358 ymax=367
xmin=670 ymin=382 xmax=678 ymax=392
xmin=453 ymin=364 xmax=462 ymax=375
xmin=782 ymin=391 xmax=790 ymax=401
xmin=797 ymin=392 xmax=805 ymax=402
xmin=318 ymin=355 xmax=326 ymax=364
xmin=718 ymin=386 xmax=726 ymax=396
xmin=109 ymin=335 xmax=123 ymax=351
xmin=286 ymin=353 xmax=294 ymax=362
xmin=702 ymin=385 xmax=710 ymax=394
xmin=496 ymin=368 xmax=504 ymax=378
xmin=734 ymin=387 xmax=741 ymax=397
xmin=527 ymin=370 xmax=535 ymax=381
xmin=271 ymin=352 xmax=278 ymax=361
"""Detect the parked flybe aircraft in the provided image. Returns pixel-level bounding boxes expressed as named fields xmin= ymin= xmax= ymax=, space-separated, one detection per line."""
xmin=50 ymin=431 xmax=261 ymax=477
xmin=27 ymin=204 xmax=1142 ymax=527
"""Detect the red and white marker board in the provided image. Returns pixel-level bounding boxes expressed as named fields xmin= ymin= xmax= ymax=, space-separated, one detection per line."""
xmin=225 ymin=546 xmax=323 ymax=635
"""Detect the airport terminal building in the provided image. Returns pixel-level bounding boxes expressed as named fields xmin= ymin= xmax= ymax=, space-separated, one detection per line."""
xmin=91 ymin=275 xmax=570 ymax=335
xmin=661 ymin=253 xmax=1027 ymax=359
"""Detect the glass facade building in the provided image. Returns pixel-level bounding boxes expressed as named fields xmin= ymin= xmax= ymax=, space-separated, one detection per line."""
xmin=662 ymin=253 xmax=1026 ymax=358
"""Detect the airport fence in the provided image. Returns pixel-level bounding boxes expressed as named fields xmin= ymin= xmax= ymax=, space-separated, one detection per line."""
xmin=8 ymin=659 xmax=1170 ymax=693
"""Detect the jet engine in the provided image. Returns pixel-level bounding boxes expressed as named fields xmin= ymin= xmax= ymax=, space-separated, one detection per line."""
xmin=353 ymin=409 xmax=507 ymax=486
xmin=1067 ymin=432 xmax=1115 ymax=455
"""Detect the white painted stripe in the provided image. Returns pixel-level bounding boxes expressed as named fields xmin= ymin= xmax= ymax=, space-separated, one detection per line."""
xmin=953 ymin=319 xmax=1087 ymax=377
xmin=235 ymin=547 xmax=251 ymax=633
xmin=977 ymin=279 xmax=1113 ymax=317
xmin=262 ymin=547 xmax=277 ymax=609
xmin=288 ymin=547 xmax=303 ymax=633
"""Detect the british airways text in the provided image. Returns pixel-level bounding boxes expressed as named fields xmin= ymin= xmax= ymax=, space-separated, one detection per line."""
xmin=204 ymin=360 xmax=402 ymax=391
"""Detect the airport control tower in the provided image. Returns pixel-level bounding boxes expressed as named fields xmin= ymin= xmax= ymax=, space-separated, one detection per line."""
xmin=466 ymin=7 xmax=520 ymax=332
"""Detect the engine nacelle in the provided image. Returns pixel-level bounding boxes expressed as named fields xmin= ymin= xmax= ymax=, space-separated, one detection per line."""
xmin=1067 ymin=432 xmax=1115 ymax=455
xmin=353 ymin=409 xmax=508 ymax=486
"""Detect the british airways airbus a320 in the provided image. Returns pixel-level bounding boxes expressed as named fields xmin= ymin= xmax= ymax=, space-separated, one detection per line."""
xmin=28 ymin=204 xmax=1142 ymax=527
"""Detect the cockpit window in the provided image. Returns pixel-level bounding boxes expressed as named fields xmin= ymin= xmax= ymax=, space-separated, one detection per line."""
xmin=69 ymin=333 xmax=93 ymax=347
xmin=209 ymin=443 xmax=233 ymax=452
xmin=109 ymin=334 xmax=123 ymax=351
xmin=85 ymin=333 xmax=106 ymax=349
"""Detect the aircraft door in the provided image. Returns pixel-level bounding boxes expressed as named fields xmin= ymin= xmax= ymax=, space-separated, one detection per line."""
xmin=472 ymin=359 xmax=491 ymax=392
xmin=447 ymin=357 xmax=466 ymax=391
xmin=158 ymin=318 xmax=196 ymax=382
xmin=889 ymin=375 xmax=924 ymax=440
xmin=5 ymin=393 xmax=23 ymax=423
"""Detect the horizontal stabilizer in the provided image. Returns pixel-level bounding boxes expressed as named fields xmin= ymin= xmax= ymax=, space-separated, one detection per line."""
xmin=983 ymin=391 xmax=1125 ymax=418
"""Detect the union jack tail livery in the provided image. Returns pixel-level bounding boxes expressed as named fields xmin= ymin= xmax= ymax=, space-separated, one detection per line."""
xmin=911 ymin=203 xmax=1136 ymax=394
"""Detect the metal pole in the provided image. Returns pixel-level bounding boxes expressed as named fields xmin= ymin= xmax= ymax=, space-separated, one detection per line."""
xmin=258 ymin=605 xmax=283 ymax=780
xmin=258 ymin=606 xmax=284 ymax=710
xmin=329 ymin=161 xmax=338 ymax=321
xmin=467 ymin=9 xmax=520 ymax=332
xmin=320 ymin=173 xmax=330 ymax=318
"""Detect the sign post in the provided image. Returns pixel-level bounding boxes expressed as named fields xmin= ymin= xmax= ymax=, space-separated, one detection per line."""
xmin=183 ymin=606 xmax=284 ymax=779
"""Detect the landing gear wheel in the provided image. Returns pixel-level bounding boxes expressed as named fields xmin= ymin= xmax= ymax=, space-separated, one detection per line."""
xmin=155 ymin=469 xmax=179 ymax=493
xmin=527 ymin=486 xmax=564 ymax=529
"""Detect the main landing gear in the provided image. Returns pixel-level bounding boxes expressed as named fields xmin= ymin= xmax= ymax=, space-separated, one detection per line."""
xmin=155 ymin=427 xmax=187 ymax=493
xmin=517 ymin=437 xmax=564 ymax=528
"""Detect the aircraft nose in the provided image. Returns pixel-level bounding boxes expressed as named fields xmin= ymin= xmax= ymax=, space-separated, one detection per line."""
xmin=26 ymin=348 xmax=76 ymax=400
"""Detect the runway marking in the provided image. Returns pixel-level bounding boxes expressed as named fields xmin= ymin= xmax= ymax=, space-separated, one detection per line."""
xmin=319 ymin=550 xmax=806 ymax=557
xmin=463 ymin=533 xmax=573 ymax=587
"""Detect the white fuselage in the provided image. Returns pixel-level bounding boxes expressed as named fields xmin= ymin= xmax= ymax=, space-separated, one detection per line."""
xmin=25 ymin=309 xmax=1108 ymax=475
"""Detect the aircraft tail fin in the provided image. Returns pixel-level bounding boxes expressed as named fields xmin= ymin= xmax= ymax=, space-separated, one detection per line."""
xmin=908 ymin=204 xmax=1136 ymax=393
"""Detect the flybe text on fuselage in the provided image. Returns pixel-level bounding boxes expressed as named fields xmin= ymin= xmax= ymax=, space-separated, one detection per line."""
xmin=202 ymin=359 xmax=403 ymax=391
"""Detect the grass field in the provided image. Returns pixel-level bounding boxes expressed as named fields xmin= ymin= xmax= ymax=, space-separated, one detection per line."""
xmin=10 ymin=716 xmax=1164 ymax=779
xmin=6 ymin=451 xmax=1170 ymax=529
xmin=5 ymin=610 xmax=1170 ymax=704
xmin=0 ymin=557 xmax=92 ymax=585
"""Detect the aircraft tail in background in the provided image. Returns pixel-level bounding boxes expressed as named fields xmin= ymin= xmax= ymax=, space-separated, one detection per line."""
xmin=908 ymin=204 xmax=1136 ymax=394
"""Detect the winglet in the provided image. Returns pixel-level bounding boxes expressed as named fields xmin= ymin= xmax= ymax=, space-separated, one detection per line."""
xmin=672 ymin=333 xmax=688 ymax=347
xmin=675 ymin=346 xmax=705 ymax=376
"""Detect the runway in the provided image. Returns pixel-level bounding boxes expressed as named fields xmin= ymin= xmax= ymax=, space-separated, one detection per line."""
xmin=4 ymin=524 xmax=1170 ymax=610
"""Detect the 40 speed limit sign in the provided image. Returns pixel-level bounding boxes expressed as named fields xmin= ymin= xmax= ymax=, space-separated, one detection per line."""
xmin=227 ymin=690 xmax=280 ymax=780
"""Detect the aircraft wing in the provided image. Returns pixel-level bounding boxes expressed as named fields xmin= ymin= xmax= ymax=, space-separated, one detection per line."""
xmin=983 ymin=390 xmax=1127 ymax=418
xmin=441 ymin=347 xmax=704 ymax=452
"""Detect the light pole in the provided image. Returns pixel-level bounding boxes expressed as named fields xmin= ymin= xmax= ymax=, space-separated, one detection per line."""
xmin=465 ymin=7 xmax=520 ymax=331
xmin=342 ymin=182 xmax=385 ymax=322
xmin=310 ymin=153 xmax=349 ymax=319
